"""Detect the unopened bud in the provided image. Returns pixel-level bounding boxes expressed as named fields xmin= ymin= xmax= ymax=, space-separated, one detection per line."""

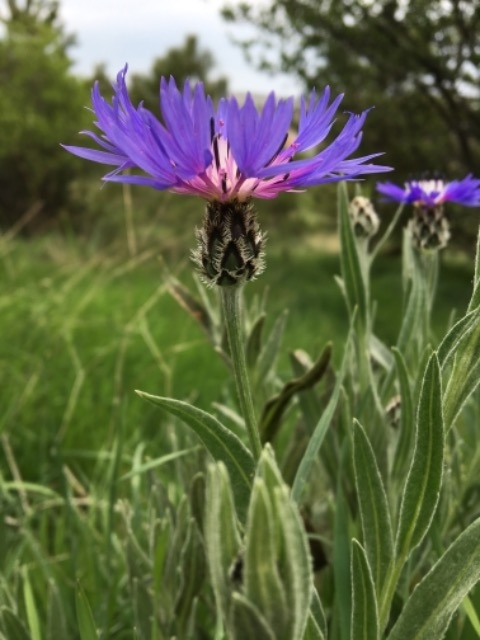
xmin=349 ymin=196 xmax=380 ymax=238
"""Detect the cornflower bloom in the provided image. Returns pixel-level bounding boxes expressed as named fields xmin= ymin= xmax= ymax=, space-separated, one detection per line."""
xmin=65 ymin=66 xmax=390 ymax=285
xmin=377 ymin=176 xmax=480 ymax=250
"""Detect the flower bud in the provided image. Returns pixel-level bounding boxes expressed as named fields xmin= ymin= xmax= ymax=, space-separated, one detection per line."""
xmin=349 ymin=196 xmax=380 ymax=238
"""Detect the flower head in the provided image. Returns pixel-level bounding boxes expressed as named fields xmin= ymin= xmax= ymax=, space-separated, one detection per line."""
xmin=64 ymin=66 xmax=390 ymax=202
xmin=376 ymin=175 xmax=480 ymax=251
xmin=376 ymin=176 xmax=480 ymax=208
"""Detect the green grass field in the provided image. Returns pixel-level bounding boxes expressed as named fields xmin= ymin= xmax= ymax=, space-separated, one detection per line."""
xmin=0 ymin=191 xmax=476 ymax=638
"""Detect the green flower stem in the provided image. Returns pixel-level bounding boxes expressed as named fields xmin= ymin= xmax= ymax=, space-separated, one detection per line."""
xmin=220 ymin=285 xmax=262 ymax=460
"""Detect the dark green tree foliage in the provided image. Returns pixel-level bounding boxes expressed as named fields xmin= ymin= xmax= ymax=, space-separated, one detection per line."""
xmin=222 ymin=0 xmax=480 ymax=178
xmin=0 ymin=0 xmax=89 ymax=228
xmin=129 ymin=34 xmax=229 ymax=112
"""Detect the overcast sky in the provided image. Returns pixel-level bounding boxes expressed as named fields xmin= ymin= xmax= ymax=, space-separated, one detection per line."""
xmin=60 ymin=0 xmax=302 ymax=96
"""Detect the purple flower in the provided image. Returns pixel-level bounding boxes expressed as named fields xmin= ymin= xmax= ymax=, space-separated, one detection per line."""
xmin=376 ymin=176 xmax=480 ymax=208
xmin=64 ymin=66 xmax=390 ymax=202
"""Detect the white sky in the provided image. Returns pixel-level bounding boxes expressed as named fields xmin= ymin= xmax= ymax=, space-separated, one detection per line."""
xmin=60 ymin=0 xmax=302 ymax=96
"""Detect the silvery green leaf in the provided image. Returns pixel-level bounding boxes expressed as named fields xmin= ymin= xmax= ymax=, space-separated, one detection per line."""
xmin=135 ymin=392 xmax=254 ymax=519
xmin=304 ymin=588 xmax=327 ymax=640
xmin=353 ymin=421 xmax=394 ymax=597
xmin=437 ymin=307 xmax=480 ymax=370
xmin=338 ymin=181 xmax=368 ymax=328
xmin=229 ymin=593 xmax=276 ymax=640
xmin=303 ymin=614 xmax=326 ymax=640
xmin=369 ymin=333 xmax=394 ymax=371
xmin=246 ymin=312 xmax=266 ymax=369
xmin=396 ymin=256 xmax=427 ymax=358
xmin=395 ymin=353 xmax=444 ymax=560
xmin=468 ymin=228 xmax=480 ymax=311
xmin=174 ymin=519 xmax=205 ymax=631
xmin=292 ymin=321 xmax=352 ymax=504
xmin=244 ymin=479 xmax=289 ymax=638
xmin=391 ymin=348 xmax=415 ymax=481
xmin=204 ymin=463 xmax=241 ymax=620
xmin=387 ymin=518 xmax=480 ymax=640
xmin=274 ymin=485 xmax=313 ymax=640
xmin=244 ymin=446 xmax=313 ymax=640
xmin=350 ymin=540 xmax=379 ymax=640
xmin=254 ymin=309 xmax=288 ymax=386
xmin=442 ymin=312 xmax=480 ymax=428
xmin=333 ymin=477 xmax=352 ymax=640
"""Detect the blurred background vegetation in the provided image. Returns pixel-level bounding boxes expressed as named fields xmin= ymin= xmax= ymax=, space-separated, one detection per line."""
xmin=0 ymin=0 xmax=479 ymax=237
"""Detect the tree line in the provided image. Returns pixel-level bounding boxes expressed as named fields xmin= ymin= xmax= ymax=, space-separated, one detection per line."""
xmin=0 ymin=0 xmax=478 ymax=229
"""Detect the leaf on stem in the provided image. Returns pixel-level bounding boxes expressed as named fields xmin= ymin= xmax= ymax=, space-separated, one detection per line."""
xmin=135 ymin=392 xmax=255 ymax=519
xmin=353 ymin=421 xmax=394 ymax=597
xmin=351 ymin=539 xmax=379 ymax=640
xmin=387 ymin=518 xmax=480 ymax=640
xmin=395 ymin=353 xmax=444 ymax=560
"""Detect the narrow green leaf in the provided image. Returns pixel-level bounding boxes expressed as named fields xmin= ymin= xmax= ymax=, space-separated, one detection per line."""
xmin=289 ymin=348 xmax=325 ymax=432
xmin=174 ymin=519 xmax=205 ymax=626
xmin=120 ymin=446 xmax=199 ymax=480
xmin=274 ymin=486 xmax=313 ymax=640
xmin=353 ymin=421 xmax=394 ymax=596
xmin=388 ymin=518 xmax=480 ymax=640
xmin=254 ymin=309 xmax=288 ymax=385
xmin=47 ymin=580 xmax=68 ymax=640
xmin=1 ymin=608 xmax=31 ymax=640
xmin=135 ymin=392 xmax=254 ymax=519
xmin=369 ymin=333 xmax=394 ymax=371
xmin=75 ymin=584 xmax=99 ymax=640
xmin=292 ymin=324 xmax=352 ymax=503
xmin=246 ymin=312 xmax=266 ymax=369
xmin=351 ymin=540 xmax=379 ymax=640
xmin=309 ymin=587 xmax=328 ymax=639
xmin=22 ymin=569 xmax=41 ymax=640
xmin=204 ymin=463 xmax=242 ymax=620
xmin=442 ymin=314 xmax=480 ymax=428
xmin=229 ymin=593 xmax=276 ymax=640
xmin=468 ymin=228 xmax=480 ymax=311
xmin=333 ymin=472 xmax=352 ymax=640
xmin=166 ymin=276 xmax=215 ymax=339
xmin=395 ymin=353 xmax=444 ymax=560
xmin=244 ymin=479 xmax=289 ymax=638
xmin=259 ymin=343 xmax=331 ymax=443
xmin=462 ymin=595 xmax=480 ymax=637
xmin=338 ymin=181 xmax=368 ymax=327
xmin=437 ymin=307 xmax=480 ymax=369
xmin=303 ymin=616 xmax=325 ymax=640
xmin=391 ymin=348 xmax=415 ymax=481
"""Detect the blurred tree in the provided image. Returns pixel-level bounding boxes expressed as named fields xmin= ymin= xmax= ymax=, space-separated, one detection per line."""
xmin=129 ymin=34 xmax=229 ymax=111
xmin=0 ymin=0 xmax=89 ymax=228
xmin=222 ymin=0 xmax=480 ymax=178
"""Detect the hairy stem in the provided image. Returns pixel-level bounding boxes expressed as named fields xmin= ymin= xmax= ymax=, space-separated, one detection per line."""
xmin=220 ymin=286 xmax=262 ymax=460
